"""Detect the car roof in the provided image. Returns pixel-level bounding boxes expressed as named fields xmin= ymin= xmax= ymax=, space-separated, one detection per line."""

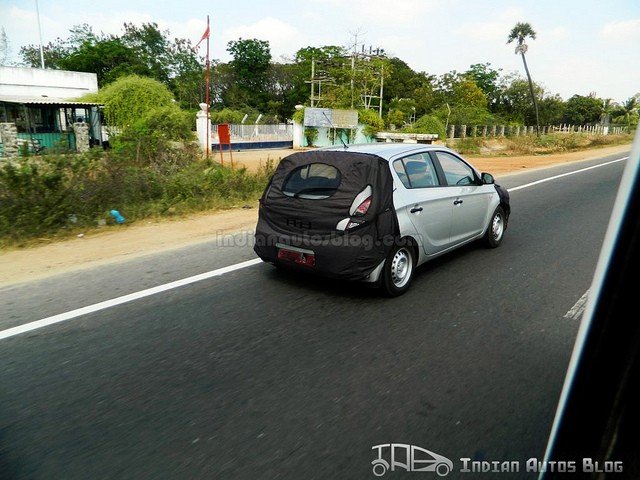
xmin=319 ymin=143 xmax=454 ymax=161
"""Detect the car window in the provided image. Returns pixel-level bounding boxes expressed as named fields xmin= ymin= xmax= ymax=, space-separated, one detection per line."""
xmin=435 ymin=151 xmax=476 ymax=186
xmin=393 ymin=154 xmax=438 ymax=189
xmin=282 ymin=163 xmax=341 ymax=198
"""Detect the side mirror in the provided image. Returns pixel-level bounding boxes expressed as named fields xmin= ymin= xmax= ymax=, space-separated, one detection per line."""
xmin=481 ymin=172 xmax=495 ymax=185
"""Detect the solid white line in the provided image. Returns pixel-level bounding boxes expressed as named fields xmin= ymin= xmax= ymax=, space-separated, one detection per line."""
xmin=508 ymin=157 xmax=628 ymax=192
xmin=0 ymin=258 xmax=263 ymax=341
xmin=564 ymin=290 xmax=589 ymax=320
xmin=0 ymin=155 xmax=629 ymax=341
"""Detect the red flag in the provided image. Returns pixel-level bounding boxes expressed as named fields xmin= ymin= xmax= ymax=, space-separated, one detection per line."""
xmin=195 ymin=24 xmax=210 ymax=48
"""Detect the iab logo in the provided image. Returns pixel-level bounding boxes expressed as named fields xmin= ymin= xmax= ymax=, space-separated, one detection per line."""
xmin=371 ymin=444 xmax=453 ymax=477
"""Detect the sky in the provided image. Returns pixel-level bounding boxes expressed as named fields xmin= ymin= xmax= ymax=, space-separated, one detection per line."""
xmin=1 ymin=0 xmax=639 ymax=103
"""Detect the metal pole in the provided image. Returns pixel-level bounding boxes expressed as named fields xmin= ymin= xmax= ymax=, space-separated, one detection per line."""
xmin=310 ymin=58 xmax=315 ymax=107
xmin=379 ymin=64 xmax=384 ymax=118
xmin=205 ymin=15 xmax=210 ymax=158
xmin=35 ymin=0 xmax=45 ymax=68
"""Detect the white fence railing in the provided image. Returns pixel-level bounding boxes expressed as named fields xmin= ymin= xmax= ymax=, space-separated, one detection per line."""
xmin=211 ymin=123 xmax=293 ymax=142
xmin=446 ymin=124 xmax=629 ymax=139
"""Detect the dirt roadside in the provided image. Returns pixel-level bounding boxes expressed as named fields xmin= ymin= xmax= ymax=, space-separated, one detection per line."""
xmin=0 ymin=143 xmax=631 ymax=288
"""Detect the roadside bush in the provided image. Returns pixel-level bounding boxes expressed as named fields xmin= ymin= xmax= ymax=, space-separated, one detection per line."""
xmin=129 ymin=105 xmax=194 ymax=142
xmin=410 ymin=115 xmax=446 ymax=141
xmin=449 ymin=138 xmax=483 ymax=154
xmin=358 ymin=109 xmax=385 ymax=137
xmin=80 ymin=75 xmax=175 ymax=128
xmin=210 ymin=108 xmax=246 ymax=125
xmin=304 ymin=127 xmax=318 ymax=147
xmin=0 ymin=148 xmax=274 ymax=246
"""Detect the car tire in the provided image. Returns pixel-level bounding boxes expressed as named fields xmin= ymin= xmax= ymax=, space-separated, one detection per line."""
xmin=483 ymin=206 xmax=506 ymax=248
xmin=381 ymin=243 xmax=415 ymax=297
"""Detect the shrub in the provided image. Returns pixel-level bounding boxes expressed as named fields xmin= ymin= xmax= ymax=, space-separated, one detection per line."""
xmin=210 ymin=108 xmax=247 ymax=125
xmin=304 ymin=127 xmax=318 ymax=146
xmin=0 ymin=149 xmax=273 ymax=245
xmin=410 ymin=115 xmax=446 ymax=141
xmin=358 ymin=109 xmax=385 ymax=137
xmin=129 ymin=105 xmax=194 ymax=142
xmin=81 ymin=75 xmax=175 ymax=128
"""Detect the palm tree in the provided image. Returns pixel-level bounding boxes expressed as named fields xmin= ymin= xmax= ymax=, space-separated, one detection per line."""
xmin=508 ymin=22 xmax=540 ymax=135
xmin=620 ymin=96 xmax=638 ymax=128
xmin=600 ymin=98 xmax=614 ymax=125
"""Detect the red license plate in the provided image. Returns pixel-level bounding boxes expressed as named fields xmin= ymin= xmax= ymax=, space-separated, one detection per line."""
xmin=277 ymin=248 xmax=316 ymax=267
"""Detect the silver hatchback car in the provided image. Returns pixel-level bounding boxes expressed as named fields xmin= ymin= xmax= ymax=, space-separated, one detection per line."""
xmin=254 ymin=143 xmax=510 ymax=296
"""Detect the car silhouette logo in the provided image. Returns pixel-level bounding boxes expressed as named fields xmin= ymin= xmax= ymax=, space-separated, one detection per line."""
xmin=371 ymin=443 xmax=453 ymax=476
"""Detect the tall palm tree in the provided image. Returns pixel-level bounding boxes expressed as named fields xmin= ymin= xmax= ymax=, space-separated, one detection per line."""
xmin=508 ymin=22 xmax=540 ymax=135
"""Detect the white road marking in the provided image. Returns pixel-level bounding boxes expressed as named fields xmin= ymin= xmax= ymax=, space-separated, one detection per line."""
xmin=0 ymin=155 xmax=628 ymax=341
xmin=0 ymin=258 xmax=262 ymax=341
xmin=507 ymin=157 xmax=628 ymax=192
xmin=564 ymin=290 xmax=590 ymax=320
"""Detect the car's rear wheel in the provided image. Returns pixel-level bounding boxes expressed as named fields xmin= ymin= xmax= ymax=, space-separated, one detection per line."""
xmin=483 ymin=206 xmax=506 ymax=248
xmin=381 ymin=243 xmax=415 ymax=297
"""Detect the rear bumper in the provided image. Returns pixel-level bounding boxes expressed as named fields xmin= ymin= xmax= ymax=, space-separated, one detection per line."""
xmin=254 ymin=215 xmax=388 ymax=282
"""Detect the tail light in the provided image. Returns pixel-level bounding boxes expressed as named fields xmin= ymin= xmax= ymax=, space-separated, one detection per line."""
xmin=349 ymin=185 xmax=373 ymax=216
xmin=336 ymin=186 xmax=373 ymax=231
xmin=353 ymin=196 xmax=372 ymax=216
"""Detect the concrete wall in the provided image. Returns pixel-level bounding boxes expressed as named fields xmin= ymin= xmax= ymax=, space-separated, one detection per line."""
xmin=293 ymin=121 xmax=375 ymax=147
xmin=0 ymin=66 xmax=99 ymax=99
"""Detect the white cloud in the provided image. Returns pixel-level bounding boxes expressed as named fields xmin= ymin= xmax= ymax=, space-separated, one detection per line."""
xmin=599 ymin=18 xmax=640 ymax=41
xmin=545 ymin=26 xmax=568 ymax=41
xmin=454 ymin=7 xmax=523 ymax=42
xmin=316 ymin=0 xmax=445 ymax=25
xmin=221 ymin=16 xmax=301 ymax=59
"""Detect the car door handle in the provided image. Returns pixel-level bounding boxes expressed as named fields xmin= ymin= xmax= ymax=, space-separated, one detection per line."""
xmin=453 ymin=199 xmax=463 ymax=205
xmin=410 ymin=206 xmax=423 ymax=213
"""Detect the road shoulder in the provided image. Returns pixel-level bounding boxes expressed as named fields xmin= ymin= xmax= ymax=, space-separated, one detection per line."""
xmin=0 ymin=143 xmax=631 ymax=288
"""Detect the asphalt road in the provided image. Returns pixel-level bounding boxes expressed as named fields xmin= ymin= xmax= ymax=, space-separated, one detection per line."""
xmin=0 ymin=151 xmax=628 ymax=479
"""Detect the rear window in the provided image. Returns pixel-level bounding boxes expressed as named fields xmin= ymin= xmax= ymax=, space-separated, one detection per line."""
xmin=282 ymin=163 xmax=342 ymax=199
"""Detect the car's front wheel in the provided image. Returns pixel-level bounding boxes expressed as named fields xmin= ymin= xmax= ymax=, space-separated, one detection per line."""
xmin=381 ymin=243 xmax=415 ymax=297
xmin=483 ymin=206 xmax=506 ymax=248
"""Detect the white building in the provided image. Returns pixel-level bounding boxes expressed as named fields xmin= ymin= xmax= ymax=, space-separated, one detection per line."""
xmin=0 ymin=66 xmax=103 ymax=154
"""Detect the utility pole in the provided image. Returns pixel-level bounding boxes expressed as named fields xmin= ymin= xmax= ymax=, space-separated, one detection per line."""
xmin=349 ymin=29 xmax=364 ymax=109
xmin=35 ymin=0 xmax=45 ymax=68
xmin=310 ymin=57 xmax=315 ymax=107
xmin=306 ymin=57 xmax=334 ymax=107
xmin=357 ymin=44 xmax=385 ymax=117
xmin=379 ymin=64 xmax=384 ymax=118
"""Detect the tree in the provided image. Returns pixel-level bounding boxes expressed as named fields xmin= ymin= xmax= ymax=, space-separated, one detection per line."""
xmin=495 ymin=74 xmax=544 ymax=124
xmin=226 ymin=38 xmax=272 ymax=110
xmin=507 ymin=22 xmax=540 ymax=134
xmin=615 ymin=96 xmax=639 ymax=128
xmin=563 ymin=95 xmax=603 ymax=124
xmin=538 ymin=94 xmax=565 ymax=125
xmin=121 ymin=22 xmax=172 ymax=84
xmin=20 ymin=36 xmax=70 ymax=69
xmin=0 ymin=27 xmax=10 ymax=66
xmin=167 ymin=37 xmax=205 ymax=110
xmin=464 ymin=63 xmax=502 ymax=109
xmin=598 ymin=98 xmax=615 ymax=126
xmin=383 ymin=57 xmax=435 ymax=114
xmin=59 ymin=37 xmax=147 ymax=85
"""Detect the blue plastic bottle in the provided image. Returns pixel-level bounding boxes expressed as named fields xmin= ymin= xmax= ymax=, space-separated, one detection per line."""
xmin=110 ymin=209 xmax=125 ymax=224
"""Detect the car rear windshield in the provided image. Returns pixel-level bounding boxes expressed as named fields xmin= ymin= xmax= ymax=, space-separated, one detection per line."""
xmin=282 ymin=163 xmax=342 ymax=199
